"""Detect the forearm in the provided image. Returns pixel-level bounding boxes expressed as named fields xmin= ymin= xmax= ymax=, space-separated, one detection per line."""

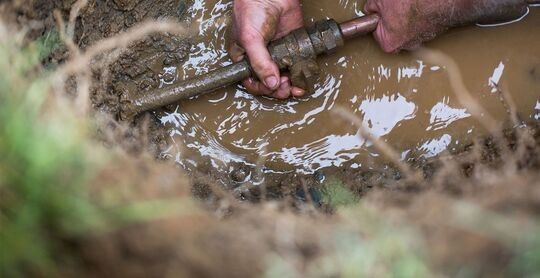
xmin=453 ymin=0 xmax=528 ymax=25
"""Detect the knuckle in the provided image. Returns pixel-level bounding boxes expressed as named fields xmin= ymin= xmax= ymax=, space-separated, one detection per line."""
xmin=253 ymin=62 xmax=273 ymax=72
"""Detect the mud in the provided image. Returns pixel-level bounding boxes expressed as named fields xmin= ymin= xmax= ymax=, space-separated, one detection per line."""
xmin=104 ymin=0 xmax=537 ymax=198
xmin=68 ymin=0 xmax=540 ymax=199
xmin=145 ymin=0 xmax=540 ymax=177
xmin=84 ymin=1 xmax=192 ymax=115
xmin=3 ymin=0 xmax=538 ymax=200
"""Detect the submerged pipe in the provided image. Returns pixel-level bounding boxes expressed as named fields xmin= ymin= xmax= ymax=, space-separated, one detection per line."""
xmin=120 ymin=60 xmax=252 ymax=117
xmin=119 ymin=14 xmax=380 ymax=120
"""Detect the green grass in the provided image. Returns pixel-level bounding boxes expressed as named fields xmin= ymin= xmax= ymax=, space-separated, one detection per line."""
xmin=320 ymin=177 xmax=358 ymax=207
xmin=0 ymin=30 xmax=104 ymax=277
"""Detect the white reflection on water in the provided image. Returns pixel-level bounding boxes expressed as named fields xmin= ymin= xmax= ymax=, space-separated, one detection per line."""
xmin=182 ymin=0 xmax=231 ymax=75
xmin=358 ymin=93 xmax=416 ymax=137
xmin=419 ymin=134 xmax=452 ymax=158
xmin=398 ymin=61 xmax=425 ymax=82
xmin=266 ymin=133 xmax=365 ymax=173
xmin=488 ymin=62 xmax=505 ymax=93
xmin=427 ymin=97 xmax=470 ymax=131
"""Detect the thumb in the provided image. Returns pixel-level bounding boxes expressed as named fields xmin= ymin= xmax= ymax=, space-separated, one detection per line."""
xmin=241 ymin=35 xmax=280 ymax=90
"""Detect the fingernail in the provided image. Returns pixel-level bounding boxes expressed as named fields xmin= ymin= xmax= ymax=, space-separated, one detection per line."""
xmin=265 ymin=76 xmax=278 ymax=89
xmin=292 ymin=88 xmax=306 ymax=97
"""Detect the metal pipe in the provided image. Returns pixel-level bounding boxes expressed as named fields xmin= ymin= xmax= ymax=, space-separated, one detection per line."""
xmin=120 ymin=60 xmax=252 ymax=120
xmin=119 ymin=15 xmax=379 ymax=120
xmin=340 ymin=14 xmax=380 ymax=40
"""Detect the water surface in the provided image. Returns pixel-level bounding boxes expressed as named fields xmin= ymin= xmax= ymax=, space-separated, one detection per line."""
xmin=158 ymin=0 xmax=540 ymax=173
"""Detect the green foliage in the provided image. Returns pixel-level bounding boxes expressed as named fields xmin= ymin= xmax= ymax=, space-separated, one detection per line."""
xmin=0 ymin=32 xmax=103 ymax=277
xmin=320 ymin=177 xmax=357 ymax=207
xmin=324 ymin=206 xmax=431 ymax=277
xmin=511 ymin=234 xmax=540 ymax=277
xmin=316 ymin=231 xmax=430 ymax=278
xmin=266 ymin=204 xmax=432 ymax=278
xmin=36 ymin=29 xmax=61 ymax=63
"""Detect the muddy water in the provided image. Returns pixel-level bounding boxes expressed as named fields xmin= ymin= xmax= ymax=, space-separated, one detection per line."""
xmin=157 ymin=0 xmax=540 ymax=174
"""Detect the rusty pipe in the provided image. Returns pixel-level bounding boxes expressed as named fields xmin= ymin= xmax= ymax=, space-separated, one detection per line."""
xmin=119 ymin=15 xmax=379 ymax=120
xmin=120 ymin=60 xmax=251 ymax=120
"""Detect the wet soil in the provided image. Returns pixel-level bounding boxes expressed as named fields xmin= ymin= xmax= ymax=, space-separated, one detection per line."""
xmin=95 ymin=0 xmax=538 ymax=201
xmin=3 ymin=0 xmax=539 ymax=201
xmin=156 ymin=1 xmax=540 ymax=201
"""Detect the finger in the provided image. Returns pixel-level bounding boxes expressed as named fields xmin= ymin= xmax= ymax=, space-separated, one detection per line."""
xmin=242 ymin=78 xmax=273 ymax=96
xmin=291 ymin=87 xmax=306 ymax=97
xmin=272 ymin=76 xmax=292 ymax=99
xmin=240 ymin=35 xmax=280 ymax=90
xmin=228 ymin=42 xmax=246 ymax=62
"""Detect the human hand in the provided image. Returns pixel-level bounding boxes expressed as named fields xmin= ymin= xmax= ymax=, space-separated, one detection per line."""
xmin=229 ymin=0 xmax=306 ymax=99
xmin=364 ymin=0 xmax=528 ymax=53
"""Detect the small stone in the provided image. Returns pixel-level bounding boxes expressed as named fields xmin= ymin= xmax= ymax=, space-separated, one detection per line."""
xmin=530 ymin=65 xmax=540 ymax=82
xmin=231 ymin=167 xmax=250 ymax=183
xmin=163 ymin=55 xmax=174 ymax=66
xmin=125 ymin=13 xmax=137 ymax=27
xmin=138 ymin=77 xmax=156 ymax=90
xmin=162 ymin=72 xmax=176 ymax=83
xmin=177 ymin=0 xmax=188 ymax=17
xmin=313 ymin=171 xmax=326 ymax=183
